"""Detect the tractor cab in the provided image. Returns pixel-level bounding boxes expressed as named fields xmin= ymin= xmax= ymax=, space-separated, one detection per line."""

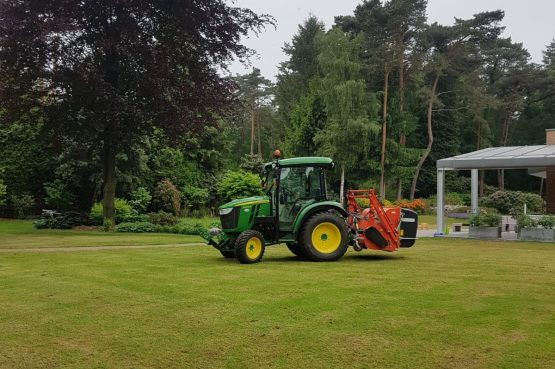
xmin=261 ymin=156 xmax=334 ymax=232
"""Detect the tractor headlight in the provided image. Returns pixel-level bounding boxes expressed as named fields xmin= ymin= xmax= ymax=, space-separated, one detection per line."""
xmin=219 ymin=207 xmax=233 ymax=216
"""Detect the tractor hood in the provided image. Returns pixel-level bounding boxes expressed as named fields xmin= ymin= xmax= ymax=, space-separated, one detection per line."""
xmin=219 ymin=196 xmax=270 ymax=209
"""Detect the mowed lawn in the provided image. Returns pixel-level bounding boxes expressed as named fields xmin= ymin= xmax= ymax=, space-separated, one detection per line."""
xmin=0 ymin=220 xmax=205 ymax=249
xmin=0 ymin=225 xmax=554 ymax=369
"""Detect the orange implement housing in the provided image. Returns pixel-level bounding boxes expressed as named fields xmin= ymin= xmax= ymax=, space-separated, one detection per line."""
xmin=346 ymin=189 xmax=408 ymax=252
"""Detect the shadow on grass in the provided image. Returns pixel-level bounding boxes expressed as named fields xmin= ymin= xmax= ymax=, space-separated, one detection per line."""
xmin=342 ymin=253 xmax=405 ymax=262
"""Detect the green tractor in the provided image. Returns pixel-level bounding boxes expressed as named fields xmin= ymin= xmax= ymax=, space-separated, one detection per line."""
xmin=205 ymin=154 xmax=350 ymax=263
xmin=204 ymin=152 xmax=418 ymax=264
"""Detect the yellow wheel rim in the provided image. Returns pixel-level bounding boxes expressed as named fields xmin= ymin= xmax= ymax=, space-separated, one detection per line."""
xmin=311 ymin=222 xmax=341 ymax=254
xmin=245 ymin=237 xmax=262 ymax=260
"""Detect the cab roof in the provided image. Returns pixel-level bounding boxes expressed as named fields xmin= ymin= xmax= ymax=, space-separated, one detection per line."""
xmin=264 ymin=157 xmax=334 ymax=169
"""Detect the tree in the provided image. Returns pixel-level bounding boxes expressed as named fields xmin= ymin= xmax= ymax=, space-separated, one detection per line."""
xmin=314 ymin=29 xmax=380 ymax=204
xmin=409 ymin=11 xmax=505 ymax=199
xmin=0 ymin=1 xmax=271 ymax=229
xmin=234 ymin=68 xmax=274 ymax=157
xmin=276 ymin=16 xmax=325 ymax=127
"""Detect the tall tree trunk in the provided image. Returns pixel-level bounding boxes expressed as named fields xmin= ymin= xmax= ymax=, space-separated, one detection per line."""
xmin=497 ymin=110 xmax=511 ymax=190
xmin=340 ymin=165 xmax=345 ymax=207
xmin=257 ymin=112 xmax=261 ymax=155
xmin=410 ymin=75 xmax=439 ymax=200
xmin=396 ymin=51 xmax=406 ymax=200
xmin=102 ymin=131 xmax=117 ymax=231
xmin=379 ymin=69 xmax=390 ymax=199
xmin=250 ymin=110 xmax=255 ymax=155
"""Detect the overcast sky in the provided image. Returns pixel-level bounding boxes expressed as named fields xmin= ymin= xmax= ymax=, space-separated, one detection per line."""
xmin=228 ymin=0 xmax=555 ymax=80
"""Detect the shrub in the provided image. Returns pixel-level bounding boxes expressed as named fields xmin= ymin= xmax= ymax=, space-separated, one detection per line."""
xmin=469 ymin=213 xmax=501 ymax=227
xmin=516 ymin=214 xmax=537 ymax=229
xmin=217 ymin=170 xmax=263 ymax=203
xmin=182 ymin=186 xmax=209 ymax=210
xmin=151 ymin=179 xmax=181 ymax=216
xmin=116 ymin=222 xmax=156 ymax=233
xmin=394 ymin=198 xmax=428 ymax=214
xmin=90 ymin=198 xmax=134 ymax=225
xmin=129 ymin=187 xmax=152 ymax=214
xmin=148 ymin=211 xmax=179 ymax=226
xmin=115 ymin=220 xmax=205 ymax=235
xmin=537 ymin=216 xmax=555 ymax=229
xmin=32 ymin=211 xmax=91 ymax=229
xmin=10 ymin=193 xmax=35 ymax=218
xmin=0 ymin=167 xmax=7 ymax=207
xmin=480 ymin=190 xmax=544 ymax=215
xmin=427 ymin=192 xmax=467 ymax=207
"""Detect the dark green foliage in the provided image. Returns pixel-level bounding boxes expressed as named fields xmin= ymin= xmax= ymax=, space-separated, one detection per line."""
xmin=181 ymin=187 xmax=209 ymax=214
xmin=217 ymin=171 xmax=263 ymax=203
xmin=469 ymin=213 xmax=501 ymax=227
xmin=151 ymin=180 xmax=181 ymax=216
xmin=480 ymin=190 xmax=544 ymax=215
xmin=116 ymin=222 xmax=156 ymax=233
xmin=10 ymin=194 xmax=35 ymax=219
xmin=148 ymin=211 xmax=179 ymax=226
xmin=33 ymin=211 xmax=91 ymax=229
xmin=115 ymin=221 xmax=205 ymax=235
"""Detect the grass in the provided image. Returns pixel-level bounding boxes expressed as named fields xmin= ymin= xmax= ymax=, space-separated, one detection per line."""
xmin=0 ymin=219 xmax=203 ymax=249
xmin=0 ymin=235 xmax=553 ymax=368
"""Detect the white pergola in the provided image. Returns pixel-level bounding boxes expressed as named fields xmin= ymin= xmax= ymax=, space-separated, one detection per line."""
xmin=435 ymin=145 xmax=555 ymax=234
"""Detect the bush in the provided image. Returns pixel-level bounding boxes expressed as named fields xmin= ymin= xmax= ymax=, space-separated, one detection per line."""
xmin=0 ymin=167 xmax=7 ymax=207
xmin=480 ymin=190 xmax=544 ymax=215
xmin=10 ymin=193 xmax=35 ymax=218
xmin=394 ymin=198 xmax=428 ymax=214
xmin=217 ymin=170 xmax=263 ymax=203
xmin=115 ymin=220 xmax=205 ymax=235
xmin=90 ymin=198 xmax=134 ymax=225
xmin=427 ymin=192 xmax=467 ymax=207
xmin=148 ymin=211 xmax=179 ymax=226
xmin=469 ymin=213 xmax=501 ymax=227
xmin=516 ymin=214 xmax=537 ymax=229
xmin=151 ymin=179 xmax=181 ymax=216
xmin=182 ymin=186 xmax=209 ymax=211
xmin=537 ymin=215 xmax=555 ymax=229
xmin=129 ymin=187 xmax=152 ymax=214
xmin=116 ymin=222 xmax=156 ymax=233
xmin=32 ymin=211 xmax=91 ymax=229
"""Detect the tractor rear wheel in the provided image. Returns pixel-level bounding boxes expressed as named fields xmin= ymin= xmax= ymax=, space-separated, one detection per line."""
xmin=234 ymin=230 xmax=266 ymax=264
xmin=286 ymin=242 xmax=306 ymax=258
xmin=301 ymin=212 xmax=349 ymax=261
xmin=220 ymin=250 xmax=236 ymax=259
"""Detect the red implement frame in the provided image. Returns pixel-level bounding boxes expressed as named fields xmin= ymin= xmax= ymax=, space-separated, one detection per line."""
xmin=346 ymin=189 xmax=402 ymax=252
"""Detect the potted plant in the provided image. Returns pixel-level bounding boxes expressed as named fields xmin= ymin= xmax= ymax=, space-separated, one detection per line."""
xmin=519 ymin=215 xmax=555 ymax=242
xmin=469 ymin=213 xmax=501 ymax=239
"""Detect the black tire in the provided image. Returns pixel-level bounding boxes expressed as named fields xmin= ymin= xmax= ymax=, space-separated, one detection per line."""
xmin=300 ymin=212 xmax=349 ymax=261
xmin=286 ymin=242 xmax=306 ymax=258
xmin=220 ymin=250 xmax=236 ymax=259
xmin=234 ymin=230 xmax=266 ymax=264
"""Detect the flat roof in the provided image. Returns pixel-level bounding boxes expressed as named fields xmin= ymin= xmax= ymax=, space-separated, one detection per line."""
xmin=437 ymin=145 xmax=555 ymax=170
xmin=265 ymin=157 xmax=334 ymax=169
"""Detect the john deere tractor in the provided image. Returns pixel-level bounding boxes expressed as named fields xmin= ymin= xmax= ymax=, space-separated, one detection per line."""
xmin=205 ymin=152 xmax=417 ymax=264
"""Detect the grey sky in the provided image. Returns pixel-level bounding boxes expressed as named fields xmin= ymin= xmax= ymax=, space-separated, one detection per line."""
xmin=228 ymin=0 xmax=555 ymax=80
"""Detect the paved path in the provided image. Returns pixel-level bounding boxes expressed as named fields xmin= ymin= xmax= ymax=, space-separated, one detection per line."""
xmin=0 ymin=243 xmax=206 ymax=253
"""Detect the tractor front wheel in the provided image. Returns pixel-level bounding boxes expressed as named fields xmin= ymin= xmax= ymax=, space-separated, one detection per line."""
xmin=301 ymin=212 xmax=349 ymax=261
xmin=235 ymin=230 xmax=266 ymax=264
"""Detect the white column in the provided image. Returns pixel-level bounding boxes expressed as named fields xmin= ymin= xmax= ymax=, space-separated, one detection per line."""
xmin=437 ymin=169 xmax=445 ymax=235
xmin=471 ymin=169 xmax=479 ymax=215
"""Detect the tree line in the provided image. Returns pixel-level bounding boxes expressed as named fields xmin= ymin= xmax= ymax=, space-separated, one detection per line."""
xmin=1 ymin=0 xmax=554 ymax=224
